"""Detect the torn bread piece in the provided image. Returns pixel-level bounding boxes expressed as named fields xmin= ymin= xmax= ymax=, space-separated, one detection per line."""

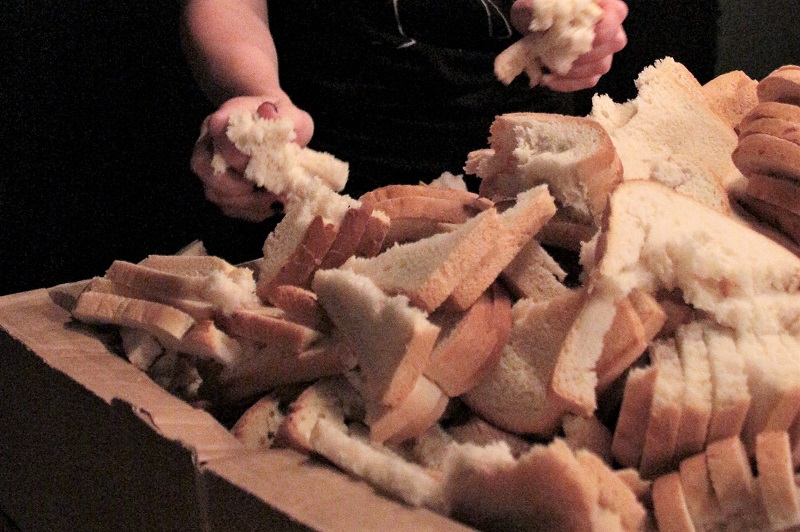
xmin=501 ymin=239 xmax=569 ymax=301
xmin=231 ymin=393 xmax=286 ymax=450
xmin=590 ymin=57 xmax=739 ymax=190
xmin=639 ymin=340 xmax=685 ymax=479
xmin=310 ymin=418 xmax=446 ymax=511
xmin=462 ymin=289 xmax=584 ymax=436
xmin=341 ymin=207 xmax=503 ymax=313
xmin=312 ymin=268 xmax=440 ymax=407
xmin=755 ymin=431 xmax=800 ymax=531
xmin=219 ymin=111 xmax=348 ymax=195
xmin=562 ymin=414 xmax=613 ymax=464
xmin=494 ymin=0 xmax=602 ymax=87
xmin=365 ymin=374 xmax=449 ymax=444
xmin=467 ymin=113 xmax=622 ymax=227
xmin=446 ymin=185 xmax=557 ymax=311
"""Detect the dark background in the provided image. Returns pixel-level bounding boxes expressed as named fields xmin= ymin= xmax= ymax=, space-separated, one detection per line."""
xmin=2 ymin=1 xmax=798 ymax=296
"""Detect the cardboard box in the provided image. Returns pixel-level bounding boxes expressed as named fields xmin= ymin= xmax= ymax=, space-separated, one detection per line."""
xmin=0 ymin=287 xmax=471 ymax=531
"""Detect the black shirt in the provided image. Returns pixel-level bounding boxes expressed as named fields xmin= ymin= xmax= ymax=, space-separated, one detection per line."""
xmin=268 ymin=1 xmax=575 ymax=196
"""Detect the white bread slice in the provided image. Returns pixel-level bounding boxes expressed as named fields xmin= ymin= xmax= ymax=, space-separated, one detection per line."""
xmin=424 ymin=289 xmax=499 ymax=397
xmin=175 ymin=318 xmax=243 ymax=366
xmin=136 ymin=254 xmax=236 ymax=276
xmin=441 ymin=439 xmax=606 ymax=532
xmin=673 ymin=322 xmax=713 ymax=460
xmin=221 ymin=111 xmax=348 ymax=195
xmin=745 ymin=172 xmax=800 ymax=216
xmin=105 ymin=259 xmax=260 ymax=315
xmin=266 ymin=284 xmax=330 ymax=331
xmin=446 ymin=185 xmax=557 ymax=310
xmin=596 ymin=289 xmax=666 ymax=393
xmin=562 ymin=414 xmax=613 ymax=464
xmin=732 ymin=132 xmax=800 ymax=182
xmin=679 ymin=452 xmax=723 ymax=531
xmin=701 ymin=70 xmax=759 ymax=131
xmin=216 ymin=307 xmax=321 ymax=352
xmin=119 ymin=326 xmax=163 ymax=371
xmin=85 ymin=275 xmax=217 ymax=321
xmin=705 ymin=436 xmax=766 ymax=530
xmin=309 ymin=418 xmax=445 ymax=511
xmin=757 ymin=65 xmax=800 ymax=105
xmin=652 ymin=472 xmax=696 ymax=532
xmin=461 ymin=289 xmax=584 ymax=436
xmin=214 ymin=334 xmax=349 ymax=403
xmin=277 ymin=376 xmax=364 ymax=452
xmin=231 ymin=393 xmax=285 ymax=450
xmin=72 ymin=291 xmax=194 ymax=348
xmin=446 ymin=416 xmax=531 ymax=458
xmin=755 ymin=431 xmax=800 ymax=531
xmin=494 ymin=0 xmax=602 ymax=86
xmin=735 ymin=191 xmax=800 ymax=246
xmin=595 ymin=181 xmax=800 ymax=335
xmin=467 ymin=113 xmax=622 ymax=226
xmin=311 ymin=268 xmax=440 ymax=407
xmin=500 ymin=239 xmax=569 ymax=301
xmin=590 ymin=57 xmax=739 ymax=190
xmin=737 ymin=333 xmax=800 ymax=454
xmin=257 ymin=194 xmax=347 ymax=302
xmin=739 ymin=115 xmax=800 ymax=146
xmin=639 ymin=340 xmax=685 ymax=479
xmin=739 ymin=101 xmax=800 ymax=131
xmin=648 ymin=156 xmax=732 ymax=215
xmin=703 ymin=325 xmax=751 ymax=444
xmin=354 ymin=208 xmax=390 ymax=258
xmin=317 ymin=202 xmax=374 ymax=270
xmin=575 ymin=449 xmax=647 ymax=532
xmin=611 ymin=364 xmax=659 ymax=469
xmin=364 ymin=374 xmax=449 ymax=444
xmin=341 ymin=207 xmax=503 ymax=313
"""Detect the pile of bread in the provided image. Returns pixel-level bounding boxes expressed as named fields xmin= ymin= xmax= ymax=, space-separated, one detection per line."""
xmin=58 ymin=58 xmax=800 ymax=531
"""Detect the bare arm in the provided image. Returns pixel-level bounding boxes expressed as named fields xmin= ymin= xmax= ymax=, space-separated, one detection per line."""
xmin=181 ymin=0 xmax=284 ymax=105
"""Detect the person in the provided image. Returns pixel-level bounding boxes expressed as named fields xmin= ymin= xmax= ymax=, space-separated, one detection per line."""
xmin=181 ymin=0 xmax=629 ymax=222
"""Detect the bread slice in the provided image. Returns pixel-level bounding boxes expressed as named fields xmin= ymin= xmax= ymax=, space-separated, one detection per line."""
xmin=446 ymin=415 xmax=531 ymax=458
xmin=701 ymin=70 xmax=759 ymax=131
xmin=648 ymin=155 xmax=731 ymax=215
xmin=745 ymin=172 xmax=800 ymax=216
xmin=500 ymin=239 xmax=569 ymax=301
xmin=652 ymin=472 xmax=695 ymax=532
xmin=72 ymin=291 xmax=194 ymax=348
xmin=576 ymin=449 xmax=647 ymax=532
xmin=755 ymin=431 xmax=800 ymax=531
xmin=231 ymin=393 xmax=285 ymax=450
xmin=467 ymin=112 xmax=622 ymax=226
xmin=596 ymin=289 xmax=666 ymax=393
xmin=703 ymin=325 xmax=751 ymax=444
xmin=216 ymin=307 xmax=321 ymax=352
xmin=309 ymin=418 xmax=445 ymax=511
xmin=424 ymin=289 xmax=499 ymax=397
xmin=737 ymin=333 xmax=800 ymax=454
xmin=705 ymin=436 xmax=766 ymax=530
xmin=278 ymin=376 xmax=364 ymax=452
xmin=341 ymin=207 xmax=503 ymax=313
xmin=735 ymin=191 xmax=800 ymax=245
xmin=757 ymin=65 xmax=800 ymax=105
xmin=267 ymin=284 xmax=330 ymax=331
xmin=442 ymin=439 xmax=605 ymax=532
xmin=461 ymin=290 xmax=584 ymax=436
xmin=673 ymin=322 xmax=713 ymax=460
xmin=595 ymin=181 xmax=800 ymax=335
xmin=611 ymin=364 xmax=659 ymax=469
xmin=739 ymin=116 xmax=800 ymax=146
xmin=590 ymin=57 xmax=739 ymax=190
xmin=732 ymin=132 xmax=800 ymax=182
xmin=679 ymin=452 xmax=723 ymax=531
xmin=354 ymin=208 xmax=391 ymax=258
xmin=446 ymin=185 xmax=557 ymax=310
xmin=311 ymin=268 xmax=440 ymax=407
xmin=739 ymin=101 xmax=800 ymax=131
xmin=317 ymin=202 xmax=374 ymax=270
xmin=562 ymin=414 xmax=613 ymax=464
xmin=639 ymin=340 xmax=685 ymax=479
xmin=364 ymin=374 xmax=449 ymax=444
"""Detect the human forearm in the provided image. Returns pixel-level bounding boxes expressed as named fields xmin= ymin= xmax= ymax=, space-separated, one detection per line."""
xmin=180 ymin=0 xmax=285 ymax=105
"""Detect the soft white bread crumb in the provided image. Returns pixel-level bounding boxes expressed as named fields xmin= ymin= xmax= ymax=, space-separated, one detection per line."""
xmin=494 ymin=0 xmax=602 ymax=86
xmin=219 ymin=111 xmax=348 ymax=196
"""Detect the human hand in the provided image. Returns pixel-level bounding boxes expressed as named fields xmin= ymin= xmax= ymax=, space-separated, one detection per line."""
xmin=190 ymin=96 xmax=314 ymax=221
xmin=510 ymin=0 xmax=628 ymax=92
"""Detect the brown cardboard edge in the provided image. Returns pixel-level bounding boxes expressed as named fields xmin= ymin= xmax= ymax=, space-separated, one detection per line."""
xmin=0 ymin=287 xmax=475 ymax=531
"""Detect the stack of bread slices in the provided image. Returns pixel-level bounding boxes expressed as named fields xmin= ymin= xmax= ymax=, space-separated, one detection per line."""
xmin=60 ymin=59 xmax=800 ymax=531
